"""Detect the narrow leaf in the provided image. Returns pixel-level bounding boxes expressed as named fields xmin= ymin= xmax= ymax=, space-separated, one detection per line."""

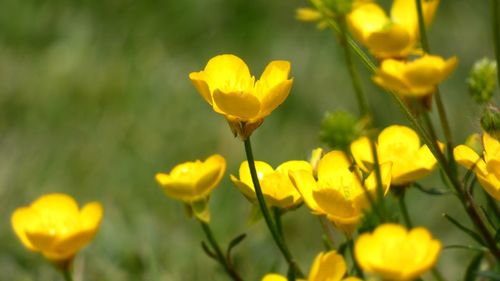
xmin=226 ymin=233 xmax=246 ymax=262
xmin=476 ymin=271 xmax=500 ymax=280
xmin=464 ymin=253 xmax=484 ymax=281
xmin=201 ymin=241 xmax=217 ymax=260
xmin=414 ymin=183 xmax=450 ymax=195
xmin=442 ymin=213 xmax=485 ymax=245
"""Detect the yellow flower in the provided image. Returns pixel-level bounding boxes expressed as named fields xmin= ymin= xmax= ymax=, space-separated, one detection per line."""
xmin=454 ymin=132 xmax=500 ymax=200
xmin=11 ymin=193 xmax=103 ymax=262
xmin=373 ymin=55 xmax=458 ymax=97
xmin=355 ymin=223 xmax=441 ymax=281
xmin=230 ymin=160 xmax=312 ymax=209
xmin=155 ymin=154 xmax=226 ymax=202
xmin=351 ymin=125 xmax=439 ymax=186
xmin=262 ymin=251 xmax=362 ymax=281
xmin=289 ymin=150 xmax=391 ymax=234
xmin=189 ymin=54 xmax=293 ymax=139
xmin=347 ymin=0 xmax=439 ymax=58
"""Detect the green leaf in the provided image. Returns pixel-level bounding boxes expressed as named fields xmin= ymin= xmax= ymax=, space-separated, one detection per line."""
xmin=442 ymin=213 xmax=485 ymax=245
xmin=495 ymin=227 xmax=500 ymax=242
xmin=413 ymin=182 xmax=450 ymax=195
xmin=443 ymin=244 xmax=489 ymax=252
xmin=201 ymin=241 xmax=217 ymax=260
xmin=226 ymin=233 xmax=246 ymax=263
xmin=464 ymin=253 xmax=484 ymax=281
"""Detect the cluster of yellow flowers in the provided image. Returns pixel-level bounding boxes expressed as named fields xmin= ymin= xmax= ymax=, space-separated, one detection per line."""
xmin=10 ymin=0 xmax=500 ymax=280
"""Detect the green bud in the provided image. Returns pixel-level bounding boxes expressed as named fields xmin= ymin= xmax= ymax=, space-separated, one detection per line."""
xmin=467 ymin=58 xmax=497 ymax=104
xmin=320 ymin=110 xmax=364 ymax=151
xmin=480 ymin=104 xmax=500 ymax=139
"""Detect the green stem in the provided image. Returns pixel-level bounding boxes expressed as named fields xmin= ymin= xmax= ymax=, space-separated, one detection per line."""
xmin=273 ymin=208 xmax=284 ymax=241
xmin=243 ymin=138 xmax=304 ymax=278
xmin=201 ymin=222 xmax=244 ymax=281
xmin=317 ymin=5 xmax=500 ymax=262
xmin=347 ymin=239 xmax=364 ymax=278
xmin=416 ymin=0 xmax=454 ymax=152
xmin=338 ymin=14 xmax=370 ymax=117
xmin=396 ymin=188 xmax=413 ymax=228
xmin=369 ymin=138 xmax=388 ymax=220
xmin=491 ymin=0 xmax=500 ymax=95
xmin=62 ymin=269 xmax=73 ymax=281
xmin=318 ymin=216 xmax=336 ymax=249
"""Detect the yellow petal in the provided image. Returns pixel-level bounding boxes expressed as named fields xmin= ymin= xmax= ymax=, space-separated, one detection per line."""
xmin=195 ymin=155 xmax=226 ymax=199
xmin=258 ymin=79 xmax=293 ymax=118
xmin=350 ymin=136 xmax=374 ymax=172
xmin=188 ymin=72 xmax=213 ymax=106
xmin=366 ymin=24 xmax=413 ymax=58
xmin=213 ymin=89 xmax=261 ymax=119
xmin=308 ymin=251 xmax=347 ymax=281
xmin=477 ymin=173 xmax=500 ymax=200
xmin=31 ymin=193 xmax=79 ymax=218
xmin=156 ymin=173 xmax=197 ymax=201
xmin=237 ymin=160 xmax=275 ymax=189
xmin=379 ymin=125 xmax=421 ymax=153
xmin=296 ymin=7 xmax=322 ymax=22
xmin=347 ymin=3 xmax=389 ymax=43
xmin=453 ymin=145 xmax=486 ymax=174
xmin=230 ymin=174 xmax=257 ymax=201
xmin=276 ymin=160 xmax=312 ymax=173
xmin=373 ymin=59 xmax=411 ymax=93
xmin=404 ymin=56 xmax=447 ymax=87
xmin=11 ymin=207 xmax=39 ymax=251
xmin=483 ymin=132 xmax=500 ymax=162
xmin=391 ymin=0 xmax=419 ymax=37
xmin=260 ymin=172 xmax=298 ymax=208
xmin=202 ymin=54 xmax=253 ymax=94
xmin=289 ymin=170 xmax=323 ymax=214
xmin=313 ymin=188 xmax=357 ymax=219
xmin=261 ymin=274 xmax=288 ymax=281
xmin=317 ymin=150 xmax=353 ymax=182
xmin=256 ymin=60 xmax=293 ymax=117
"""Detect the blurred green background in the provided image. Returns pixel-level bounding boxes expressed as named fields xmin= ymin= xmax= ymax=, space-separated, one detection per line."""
xmin=0 ymin=0 xmax=496 ymax=280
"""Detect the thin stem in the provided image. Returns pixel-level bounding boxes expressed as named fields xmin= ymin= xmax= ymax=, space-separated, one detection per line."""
xmin=369 ymin=138 xmax=387 ymax=220
xmin=62 ymin=269 xmax=73 ymax=281
xmin=416 ymin=0 xmax=454 ymax=150
xmin=318 ymin=216 xmax=336 ymax=249
xmin=347 ymin=239 xmax=364 ymax=278
xmin=201 ymin=222 xmax=243 ymax=281
xmin=491 ymin=0 xmax=500 ymax=95
xmin=338 ymin=14 xmax=370 ymax=117
xmin=243 ymin=138 xmax=304 ymax=278
xmin=273 ymin=208 xmax=284 ymax=241
xmin=396 ymin=188 xmax=413 ymax=228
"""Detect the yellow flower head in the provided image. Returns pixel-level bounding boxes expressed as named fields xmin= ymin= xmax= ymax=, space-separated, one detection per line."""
xmin=189 ymin=54 xmax=293 ymax=139
xmin=289 ymin=150 xmax=391 ymax=234
xmin=230 ymin=160 xmax=312 ymax=209
xmin=454 ymin=132 xmax=500 ymax=200
xmin=155 ymin=154 xmax=226 ymax=202
xmin=261 ymin=251 xmax=362 ymax=281
xmin=11 ymin=193 xmax=103 ymax=262
xmin=355 ymin=223 xmax=441 ymax=281
xmin=373 ymin=55 xmax=458 ymax=97
xmin=351 ymin=125 xmax=439 ymax=186
xmin=347 ymin=0 xmax=440 ymax=58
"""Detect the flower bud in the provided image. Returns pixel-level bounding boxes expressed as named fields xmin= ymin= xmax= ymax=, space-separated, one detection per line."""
xmin=480 ymin=104 xmax=500 ymax=139
xmin=320 ymin=111 xmax=363 ymax=151
xmin=467 ymin=58 xmax=497 ymax=104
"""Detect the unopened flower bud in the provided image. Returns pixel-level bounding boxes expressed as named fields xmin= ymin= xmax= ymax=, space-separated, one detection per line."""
xmin=320 ymin=111 xmax=363 ymax=151
xmin=480 ymin=104 xmax=500 ymax=139
xmin=467 ymin=58 xmax=497 ymax=104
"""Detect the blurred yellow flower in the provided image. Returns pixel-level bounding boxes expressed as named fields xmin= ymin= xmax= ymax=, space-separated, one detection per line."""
xmin=189 ymin=54 xmax=293 ymax=139
xmin=230 ymin=160 xmax=312 ymax=209
xmin=11 ymin=193 xmax=103 ymax=262
xmin=355 ymin=223 xmax=441 ymax=281
xmin=296 ymin=7 xmax=323 ymax=22
xmin=351 ymin=125 xmax=439 ymax=186
xmin=454 ymin=132 xmax=500 ymax=200
xmin=262 ymin=251 xmax=362 ymax=281
xmin=373 ymin=55 xmax=458 ymax=97
xmin=155 ymin=154 xmax=226 ymax=202
xmin=347 ymin=0 xmax=439 ymax=58
xmin=289 ymin=150 xmax=391 ymax=234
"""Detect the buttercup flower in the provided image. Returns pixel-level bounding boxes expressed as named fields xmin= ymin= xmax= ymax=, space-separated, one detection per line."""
xmin=351 ymin=125 xmax=439 ymax=186
xmin=454 ymin=132 xmax=500 ymax=200
xmin=155 ymin=154 xmax=226 ymax=202
xmin=355 ymin=223 xmax=441 ymax=281
xmin=189 ymin=54 xmax=293 ymax=139
xmin=289 ymin=150 xmax=391 ymax=234
xmin=11 ymin=193 xmax=103 ymax=262
xmin=230 ymin=160 xmax=312 ymax=209
xmin=373 ymin=55 xmax=458 ymax=97
xmin=155 ymin=154 xmax=226 ymax=222
xmin=261 ymin=251 xmax=362 ymax=281
xmin=347 ymin=0 xmax=440 ymax=58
